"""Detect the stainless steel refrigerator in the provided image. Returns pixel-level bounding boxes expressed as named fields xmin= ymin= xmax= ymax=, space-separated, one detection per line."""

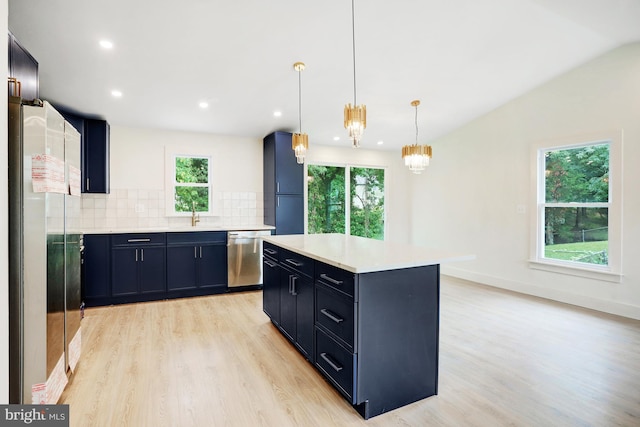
xmin=8 ymin=97 xmax=83 ymax=404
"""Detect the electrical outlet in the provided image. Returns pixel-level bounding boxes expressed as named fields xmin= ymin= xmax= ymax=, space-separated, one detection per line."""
xmin=135 ymin=203 xmax=145 ymax=213
xmin=516 ymin=204 xmax=526 ymax=214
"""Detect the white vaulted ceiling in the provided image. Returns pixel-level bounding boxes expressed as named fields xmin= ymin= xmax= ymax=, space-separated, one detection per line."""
xmin=8 ymin=0 xmax=640 ymax=150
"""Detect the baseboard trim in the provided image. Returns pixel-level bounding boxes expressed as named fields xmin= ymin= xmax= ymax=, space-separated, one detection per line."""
xmin=441 ymin=266 xmax=640 ymax=320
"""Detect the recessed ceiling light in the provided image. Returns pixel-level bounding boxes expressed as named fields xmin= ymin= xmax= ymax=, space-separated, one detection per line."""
xmin=377 ymin=140 xmax=384 ymax=145
xmin=273 ymin=111 xmax=282 ymax=117
xmin=199 ymin=101 xmax=209 ymax=109
xmin=111 ymin=90 xmax=123 ymax=98
xmin=99 ymin=40 xmax=114 ymax=49
xmin=333 ymin=136 xmax=340 ymax=141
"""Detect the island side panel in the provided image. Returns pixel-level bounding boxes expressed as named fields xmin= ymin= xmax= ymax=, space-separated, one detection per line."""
xmin=355 ymin=264 xmax=440 ymax=419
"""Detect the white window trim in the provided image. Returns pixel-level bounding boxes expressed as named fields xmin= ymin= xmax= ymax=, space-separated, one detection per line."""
xmin=529 ymin=130 xmax=623 ymax=282
xmin=165 ymin=150 xmax=213 ymax=217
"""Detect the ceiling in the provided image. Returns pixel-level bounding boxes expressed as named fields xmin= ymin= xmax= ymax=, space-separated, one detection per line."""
xmin=8 ymin=0 xmax=640 ymax=151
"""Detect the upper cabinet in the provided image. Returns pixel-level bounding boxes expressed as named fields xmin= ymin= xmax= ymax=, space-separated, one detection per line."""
xmin=264 ymin=131 xmax=304 ymax=234
xmin=84 ymin=119 xmax=110 ymax=194
xmin=57 ymin=108 xmax=110 ymax=194
xmin=8 ymin=32 xmax=39 ymax=101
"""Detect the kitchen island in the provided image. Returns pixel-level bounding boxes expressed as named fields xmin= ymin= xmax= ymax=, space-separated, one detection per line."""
xmin=261 ymin=233 xmax=472 ymax=419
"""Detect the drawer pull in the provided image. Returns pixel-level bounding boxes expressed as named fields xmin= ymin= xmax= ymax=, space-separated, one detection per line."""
xmin=285 ymin=258 xmax=303 ymax=267
xmin=320 ymin=273 xmax=343 ymax=286
xmin=320 ymin=352 xmax=343 ymax=372
xmin=264 ymin=259 xmax=277 ymax=268
xmin=320 ymin=308 xmax=344 ymax=324
xmin=127 ymin=238 xmax=151 ymax=243
xmin=264 ymin=248 xmax=277 ymax=255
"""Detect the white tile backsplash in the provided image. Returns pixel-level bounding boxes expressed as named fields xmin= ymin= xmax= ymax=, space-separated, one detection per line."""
xmin=79 ymin=188 xmax=264 ymax=231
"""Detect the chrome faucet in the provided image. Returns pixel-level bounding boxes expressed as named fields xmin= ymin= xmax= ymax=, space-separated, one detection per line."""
xmin=191 ymin=201 xmax=200 ymax=227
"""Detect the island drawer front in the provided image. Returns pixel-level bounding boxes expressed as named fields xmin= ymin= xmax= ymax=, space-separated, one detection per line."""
xmin=263 ymin=242 xmax=279 ymax=260
xmin=315 ymin=328 xmax=356 ymax=403
xmin=315 ymin=263 xmax=355 ymax=298
xmin=111 ymin=233 xmax=166 ymax=246
xmin=316 ymin=284 xmax=354 ymax=350
xmin=166 ymin=231 xmax=226 ymax=245
xmin=279 ymin=248 xmax=314 ymax=278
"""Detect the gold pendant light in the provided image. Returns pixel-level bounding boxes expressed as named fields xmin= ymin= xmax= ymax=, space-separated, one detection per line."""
xmin=402 ymin=100 xmax=432 ymax=174
xmin=292 ymin=61 xmax=308 ymax=164
xmin=344 ymin=0 xmax=366 ymax=148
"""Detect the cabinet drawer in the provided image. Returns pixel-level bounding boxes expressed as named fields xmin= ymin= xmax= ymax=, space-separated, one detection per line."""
xmin=263 ymin=241 xmax=279 ymax=260
xmin=111 ymin=233 xmax=166 ymax=246
xmin=279 ymin=248 xmax=313 ymax=278
xmin=316 ymin=284 xmax=355 ymax=350
xmin=315 ymin=262 xmax=355 ymax=298
xmin=315 ymin=328 xmax=356 ymax=403
xmin=166 ymin=231 xmax=226 ymax=245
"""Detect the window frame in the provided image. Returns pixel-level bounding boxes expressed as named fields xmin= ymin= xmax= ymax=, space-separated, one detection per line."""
xmin=170 ymin=154 xmax=212 ymax=216
xmin=529 ymin=130 xmax=623 ymax=282
xmin=305 ymin=161 xmax=387 ymax=239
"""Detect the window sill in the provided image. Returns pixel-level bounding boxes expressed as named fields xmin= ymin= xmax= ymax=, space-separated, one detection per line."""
xmin=529 ymin=259 xmax=622 ymax=283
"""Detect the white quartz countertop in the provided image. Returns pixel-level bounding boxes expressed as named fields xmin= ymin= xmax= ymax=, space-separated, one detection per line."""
xmin=263 ymin=233 xmax=474 ymax=273
xmin=83 ymin=225 xmax=274 ymax=234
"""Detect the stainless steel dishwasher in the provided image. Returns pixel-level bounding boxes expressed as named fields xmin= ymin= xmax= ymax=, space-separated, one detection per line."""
xmin=227 ymin=230 xmax=272 ymax=287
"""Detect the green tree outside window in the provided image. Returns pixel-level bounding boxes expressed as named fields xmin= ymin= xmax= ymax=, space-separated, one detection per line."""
xmin=174 ymin=156 xmax=210 ymax=213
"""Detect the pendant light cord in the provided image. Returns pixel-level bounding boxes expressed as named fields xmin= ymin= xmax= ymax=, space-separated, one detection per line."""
xmin=352 ymin=0 xmax=357 ymax=106
xmin=415 ymin=103 xmax=419 ymax=145
xmin=298 ymin=69 xmax=302 ymax=133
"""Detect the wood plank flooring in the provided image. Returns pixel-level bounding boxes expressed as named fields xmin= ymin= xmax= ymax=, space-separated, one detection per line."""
xmin=59 ymin=277 xmax=640 ymax=426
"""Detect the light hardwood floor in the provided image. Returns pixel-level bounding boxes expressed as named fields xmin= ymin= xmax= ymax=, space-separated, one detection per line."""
xmin=60 ymin=277 xmax=640 ymax=426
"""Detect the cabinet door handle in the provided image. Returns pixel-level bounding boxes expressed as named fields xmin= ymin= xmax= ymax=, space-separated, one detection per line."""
xmin=291 ymin=275 xmax=297 ymax=296
xmin=320 ymin=308 xmax=344 ymax=324
xmin=320 ymin=273 xmax=343 ymax=286
xmin=264 ymin=248 xmax=277 ymax=255
xmin=86 ymin=178 xmax=90 ymax=191
xmin=277 ymin=196 xmax=279 ymax=207
xmin=128 ymin=238 xmax=151 ymax=243
xmin=277 ymin=182 xmax=280 ymax=193
xmin=288 ymin=275 xmax=292 ymax=294
xmin=141 ymin=248 xmax=144 ymax=262
xmin=200 ymin=246 xmax=202 ymax=258
xmin=194 ymin=246 xmax=197 ymax=259
xmin=285 ymin=258 xmax=303 ymax=268
xmin=320 ymin=352 xmax=343 ymax=372
xmin=135 ymin=249 xmax=138 ymax=262
xmin=264 ymin=259 xmax=277 ymax=268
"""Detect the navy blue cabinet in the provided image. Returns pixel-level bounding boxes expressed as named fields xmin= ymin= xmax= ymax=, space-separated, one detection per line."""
xmin=110 ymin=233 xmax=166 ymax=303
xmin=263 ymin=131 xmax=304 ymax=234
xmin=8 ymin=32 xmax=38 ymax=101
xmin=166 ymin=231 xmax=227 ymax=297
xmin=262 ymin=243 xmax=281 ymax=324
xmin=82 ymin=234 xmax=111 ymax=306
xmin=54 ymin=108 xmax=110 ymax=194
xmin=271 ymin=247 xmax=314 ymax=361
xmin=84 ymin=119 xmax=110 ymax=194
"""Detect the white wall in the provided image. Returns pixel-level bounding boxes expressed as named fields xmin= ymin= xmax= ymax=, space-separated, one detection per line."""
xmin=1 ymin=0 xmax=9 ymax=403
xmin=82 ymin=126 xmax=265 ymax=229
xmin=411 ymin=43 xmax=640 ymax=319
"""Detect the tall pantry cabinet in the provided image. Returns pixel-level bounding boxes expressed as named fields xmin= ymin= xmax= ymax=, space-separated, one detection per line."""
xmin=263 ymin=131 xmax=304 ymax=235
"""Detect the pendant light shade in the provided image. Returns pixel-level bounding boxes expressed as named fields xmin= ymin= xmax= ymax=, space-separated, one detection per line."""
xmin=402 ymin=100 xmax=432 ymax=174
xmin=292 ymin=61 xmax=308 ymax=164
xmin=344 ymin=0 xmax=366 ymax=148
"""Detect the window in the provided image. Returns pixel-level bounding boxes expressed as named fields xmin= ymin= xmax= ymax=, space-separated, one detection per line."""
xmin=307 ymin=164 xmax=385 ymax=240
xmin=532 ymin=131 xmax=622 ymax=281
xmin=173 ymin=155 xmax=211 ymax=214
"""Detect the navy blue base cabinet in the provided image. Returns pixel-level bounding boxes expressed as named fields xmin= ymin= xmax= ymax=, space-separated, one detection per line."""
xmin=166 ymin=232 xmax=227 ymax=298
xmin=82 ymin=231 xmax=228 ymax=307
xmin=263 ymin=242 xmax=441 ymax=420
